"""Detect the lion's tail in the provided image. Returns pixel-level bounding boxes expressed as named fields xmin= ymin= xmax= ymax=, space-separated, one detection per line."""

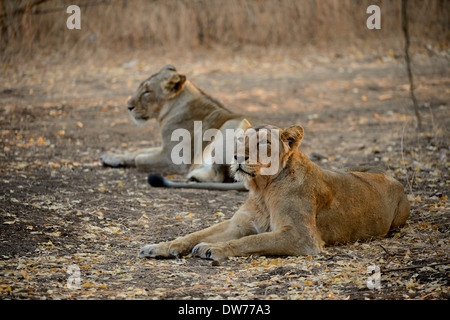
xmin=147 ymin=174 xmax=247 ymax=191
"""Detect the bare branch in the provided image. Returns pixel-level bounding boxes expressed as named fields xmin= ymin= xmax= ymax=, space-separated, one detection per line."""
xmin=401 ymin=0 xmax=423 ymax=131
xmin=382 ymin=260 xmax=450 ymax=273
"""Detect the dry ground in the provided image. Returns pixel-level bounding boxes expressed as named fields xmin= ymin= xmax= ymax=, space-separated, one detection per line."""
xmin=0 ymin=48 xmax=449 ymax=300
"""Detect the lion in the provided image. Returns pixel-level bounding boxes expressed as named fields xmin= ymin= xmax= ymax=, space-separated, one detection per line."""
xmin=100 ymin=65 xmax=262 ymax=184
xmin=139 ymin=124 xmax=410 ymax=260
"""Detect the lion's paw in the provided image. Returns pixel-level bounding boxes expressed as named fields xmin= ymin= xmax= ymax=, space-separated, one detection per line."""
xmin=139 ymin=241 xmax=189 ymax=259
xmin=192 ymin=242 xmax=227 ymax=261
xmin=139 ymin=243 xmax=171 ymax=258
xmin=99 ymin=153 xmax=126 ymax=167
xmin=139 ymin=244 xmax=161 ymax=258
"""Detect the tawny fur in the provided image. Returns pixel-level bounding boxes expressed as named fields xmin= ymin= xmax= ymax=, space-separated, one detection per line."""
xmin=139 ymin=125 xmax=410 ymax=260
xmin=100 ymin=65 xmax=262 ymax=182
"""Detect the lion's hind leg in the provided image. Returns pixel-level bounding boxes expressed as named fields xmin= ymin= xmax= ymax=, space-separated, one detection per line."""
xmin=391 ymin=195 xmax=410 ymax=229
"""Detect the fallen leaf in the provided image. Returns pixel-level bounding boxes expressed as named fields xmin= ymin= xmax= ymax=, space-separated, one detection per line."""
xmin=37 ymin=137 xmax=45 ymax=145
xmin=378 ymin=94 xmax=392 ymax=101
xmin=82 ymin=282 xmax=94 ymax=287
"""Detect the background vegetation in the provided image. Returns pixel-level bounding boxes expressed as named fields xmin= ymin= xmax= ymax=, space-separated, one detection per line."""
xmin=1 ymin=0 xmax=449 ymax=63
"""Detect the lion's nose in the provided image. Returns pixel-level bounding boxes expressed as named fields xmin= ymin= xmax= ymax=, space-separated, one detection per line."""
xmin=127 ymin=105 xmax=135 ymax=111
xmin=234 ymin=155 xmax=248 ymax=163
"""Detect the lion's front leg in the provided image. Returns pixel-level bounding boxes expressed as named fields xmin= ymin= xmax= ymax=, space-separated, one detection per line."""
xmin=134 ymin=147 xmax=168 ymax=172
xmin=100 ymin=151 xmax=140 ymax=167
xmin=100 ymin=147 xmax=161 ymax=168
xmin=139 ymin=220 xmax=234 ymax=258
xmin=193 ymin=203 xmax=324 ymax=260
xmin=139 ymin=208 xmax=257 ymax=258
xmin=191 ymin=227 xmax=299 ymax=260
xmin=192 ymin=226 xmax=321 ymax=261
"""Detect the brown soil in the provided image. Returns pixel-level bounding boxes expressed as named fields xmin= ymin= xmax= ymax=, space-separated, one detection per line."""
xmin=0 ymin=49 xmax=448 ymax=300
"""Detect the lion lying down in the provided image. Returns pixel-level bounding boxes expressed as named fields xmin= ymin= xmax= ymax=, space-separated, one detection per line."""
xmin=100 ymin=65 xmax=263 ymax=184
xmin=139 ymin=124 xmax=410 ymax=260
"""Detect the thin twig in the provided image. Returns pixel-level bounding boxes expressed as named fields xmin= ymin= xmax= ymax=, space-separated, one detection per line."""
xmin=401 ymin=0 xmax=423 ymax=131
xmin=382 ymin=260 xmax=450 ymax=273
xmin=379 ymin=244 xmax=392 ymax=256
xmin=400 ymin=118 xmax=415 ymax=194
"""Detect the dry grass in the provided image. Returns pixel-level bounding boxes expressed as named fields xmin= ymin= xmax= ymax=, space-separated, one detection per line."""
xmin=1 ymin=0 xmax=449 ymax=64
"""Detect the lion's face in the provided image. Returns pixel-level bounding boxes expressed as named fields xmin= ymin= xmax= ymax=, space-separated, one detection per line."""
xmin=231 ymin=125 xmax=304 ymax=181
xmin=126 ymin=65 xmax=186 ymax=123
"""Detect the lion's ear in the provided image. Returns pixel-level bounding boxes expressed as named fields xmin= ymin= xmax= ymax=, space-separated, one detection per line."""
xmin=161 ymin=64 xmax=176 ymax=71
xmin=162 ymin=74 xmax=186 ymax=96
xmin=238 ymin=119 xmax=252 ymax=130
xmin=281 ymin=125 xmax=304 ymax=149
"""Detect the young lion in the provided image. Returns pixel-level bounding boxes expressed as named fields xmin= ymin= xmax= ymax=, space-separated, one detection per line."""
xmin=139 ymin=124 xmax=410 ymax=260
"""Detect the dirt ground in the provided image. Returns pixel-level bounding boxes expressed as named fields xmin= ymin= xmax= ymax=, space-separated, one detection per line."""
xmin=0 ymin=48 xmax=449 ymax=300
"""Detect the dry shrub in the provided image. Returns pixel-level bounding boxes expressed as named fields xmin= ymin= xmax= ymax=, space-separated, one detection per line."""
xmin=0 ymin=0 xmax=448 ymax=63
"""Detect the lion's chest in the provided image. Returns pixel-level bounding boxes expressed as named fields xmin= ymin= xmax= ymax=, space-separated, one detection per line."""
xmin=249 ymin=193 xmax=280 ymax=233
